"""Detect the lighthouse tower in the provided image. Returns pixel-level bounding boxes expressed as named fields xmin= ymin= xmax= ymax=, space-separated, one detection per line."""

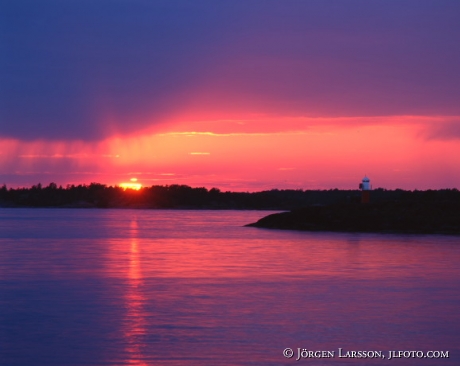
xmin=359 ymin=176 xmax=371 ymax=203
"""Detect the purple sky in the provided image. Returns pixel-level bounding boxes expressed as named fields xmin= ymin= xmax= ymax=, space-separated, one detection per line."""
xmin=2 ymin=0 xmax=460 ymax=140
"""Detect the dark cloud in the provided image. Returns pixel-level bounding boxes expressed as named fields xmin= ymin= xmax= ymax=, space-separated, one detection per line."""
xmin=1 ymin=0 xmax=460 ymax=140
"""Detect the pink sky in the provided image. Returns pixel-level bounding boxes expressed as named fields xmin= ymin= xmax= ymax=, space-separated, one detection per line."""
xmin=1 ymin=114 xmax=460 ymax=191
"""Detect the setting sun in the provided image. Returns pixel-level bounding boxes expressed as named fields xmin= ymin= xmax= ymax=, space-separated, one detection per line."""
xmin=119 ymin=180 xmax=142 ymax=190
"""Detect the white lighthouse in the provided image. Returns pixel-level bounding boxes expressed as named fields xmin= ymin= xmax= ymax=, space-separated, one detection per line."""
xmin=359 ymin=175 xmax=371 ymax=203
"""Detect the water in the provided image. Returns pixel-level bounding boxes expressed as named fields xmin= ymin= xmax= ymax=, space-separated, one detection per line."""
xmin=0 ymin=209 xmax=459 ymax=365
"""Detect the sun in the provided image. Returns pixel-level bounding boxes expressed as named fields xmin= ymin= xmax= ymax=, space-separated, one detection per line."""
xmin=119 ymin=178 xmax=142 ymax=190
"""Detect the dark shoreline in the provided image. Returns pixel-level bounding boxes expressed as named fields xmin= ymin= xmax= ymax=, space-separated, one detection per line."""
xmin=2 ymin=184 xmax=460 ymax=227
xmin=245 ymin=201 xmax=460 ymax=235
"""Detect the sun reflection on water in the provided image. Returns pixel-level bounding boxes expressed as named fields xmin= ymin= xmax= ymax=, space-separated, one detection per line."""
xmin=124 ymin=218 xmax=148 ymax=365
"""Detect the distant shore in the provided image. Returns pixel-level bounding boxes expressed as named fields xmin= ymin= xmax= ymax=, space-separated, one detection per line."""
xmin=245 ymin=201 xmax=460 ymax=235
xmin=1 ymin=184 xmax=460 ymax=219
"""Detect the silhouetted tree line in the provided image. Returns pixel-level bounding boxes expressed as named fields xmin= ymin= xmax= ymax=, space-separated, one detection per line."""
xmin=0 ymin=183 xmax=459 ymax=209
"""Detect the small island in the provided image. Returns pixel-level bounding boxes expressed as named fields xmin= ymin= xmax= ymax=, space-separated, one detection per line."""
xmin=245 ymin=200 xmax=460 ymax=234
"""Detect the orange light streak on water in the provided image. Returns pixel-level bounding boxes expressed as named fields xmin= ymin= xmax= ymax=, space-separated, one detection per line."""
xmin=124 ymin=218 xmax=149 ymax=366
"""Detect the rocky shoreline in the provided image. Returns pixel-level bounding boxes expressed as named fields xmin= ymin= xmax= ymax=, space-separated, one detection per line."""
xmin=245 ymin=201 xmax=460 ymax=234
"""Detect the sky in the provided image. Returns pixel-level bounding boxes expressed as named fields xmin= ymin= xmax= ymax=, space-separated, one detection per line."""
xmin=1 ymin=0 xmax=460 ymax=191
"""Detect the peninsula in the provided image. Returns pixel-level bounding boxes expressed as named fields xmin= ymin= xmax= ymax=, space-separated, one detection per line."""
xmin=245 ymin=200 xmax=460 ymax=234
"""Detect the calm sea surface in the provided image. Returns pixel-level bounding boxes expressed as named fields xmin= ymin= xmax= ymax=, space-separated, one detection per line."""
xmin=0 ymin=209 xmax=459 ymax=365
